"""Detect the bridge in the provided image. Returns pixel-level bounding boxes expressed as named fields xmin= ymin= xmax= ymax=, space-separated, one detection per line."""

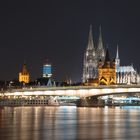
xmin=1 ymin=85 xmax=140 ymax=98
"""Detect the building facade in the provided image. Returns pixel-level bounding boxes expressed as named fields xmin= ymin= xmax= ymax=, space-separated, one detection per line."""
xmin=98 ymin=48 xmax=116 ymax=85
xmin=43 ymin=62 xmax=52 ymax=78
xmin=115 ymin=46 xmax=138 ymax=84
xmin=19 ymin=63 xmax=30 ymax=83
xmin=82 ymin=25 xmax=105 ymax=83
xmin=83 ymin=25 xmax=139 ymax=85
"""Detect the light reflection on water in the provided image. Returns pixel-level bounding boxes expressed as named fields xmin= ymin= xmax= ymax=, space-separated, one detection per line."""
xmin=0 ymin=106 xmax=140 ymax=140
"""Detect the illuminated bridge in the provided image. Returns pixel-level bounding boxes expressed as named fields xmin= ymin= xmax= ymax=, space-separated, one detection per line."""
xmin=1 ymin=85 xmax=140 ymax=98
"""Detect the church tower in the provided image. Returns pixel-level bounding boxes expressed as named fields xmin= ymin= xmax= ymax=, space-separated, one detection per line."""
xmin=82 ymin=25 xmax=97 ymax=82
xmin=98 ymin=48 xmax=116 ymax=85
xmin=96 ymin=26 xmax=105 ymax=62
xmin=19 ymin=63 xmax=30 ymax=83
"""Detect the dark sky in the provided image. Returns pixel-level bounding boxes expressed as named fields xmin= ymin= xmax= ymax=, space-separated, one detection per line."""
xmin=0 ymin=0 xmax=140 ymax=82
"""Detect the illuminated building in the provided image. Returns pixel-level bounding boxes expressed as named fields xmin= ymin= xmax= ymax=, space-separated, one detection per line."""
xmin=82 ymin=25 xmax=105 ymax=83
xmin=115 ymin=46 xmax=138 ymax=84
xmin=19 ymin=63 xmax=29 ymax=83
xmin=82 ymin=25 xmax=140 ymax=85
xmin=98 ymin=48 xmax=116 ymax=85
xmin=39 ymin=61 xmax=55 ymax=87
xmin=43 ymin=62 xmax=52 ymax=78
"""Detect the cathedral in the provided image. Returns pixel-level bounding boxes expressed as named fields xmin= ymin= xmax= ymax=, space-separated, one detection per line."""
xmin=82 ymin=25 xmax=139 ymax=85
xmin=82 ymin=25 xmax=105 ymax=83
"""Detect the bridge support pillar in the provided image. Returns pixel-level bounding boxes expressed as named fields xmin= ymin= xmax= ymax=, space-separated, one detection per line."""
xmin=76 ymin=97 xmax=105 ymax=107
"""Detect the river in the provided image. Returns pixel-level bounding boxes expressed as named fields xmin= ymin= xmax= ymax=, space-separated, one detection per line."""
xmin=0 ymin=106 xmax=140 ymax=140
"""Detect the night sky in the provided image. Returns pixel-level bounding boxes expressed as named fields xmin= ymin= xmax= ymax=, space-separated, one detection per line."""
xmin=0 ymin=0 xmax=140 ymax=82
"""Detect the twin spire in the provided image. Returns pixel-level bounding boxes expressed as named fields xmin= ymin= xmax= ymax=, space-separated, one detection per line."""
xmin=87 ymin=25 xmax=105 ymax=61
xmin=87 ymin=24 xmax=95 ymax=50
xmin=98 ymin=25 xmax=103 ymax=47
xmin=87 ymin=24 xmax=103 ymax=50
xmin=83 ymin=25 xmax=121 ymax=82
xmin=87 ymin=25 xmax=120 ymax=61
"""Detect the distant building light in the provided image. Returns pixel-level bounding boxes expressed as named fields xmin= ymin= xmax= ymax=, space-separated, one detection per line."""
xmin=43 ymin=63 xmax=52 ymax=78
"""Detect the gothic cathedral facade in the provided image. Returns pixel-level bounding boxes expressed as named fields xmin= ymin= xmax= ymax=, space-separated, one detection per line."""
xmin=82 ymin=25 xmax=105 ymax=83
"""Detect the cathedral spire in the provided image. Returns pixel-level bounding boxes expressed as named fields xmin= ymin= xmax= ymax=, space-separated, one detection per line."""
xmin=99 ymin=25 xmax=102 ymax=42
xmin=96 ymin=25 xmax=105 ymax=61
xmin=87 ymin=24 xmax=95 ymax=50
xmin=82 ymin=25 xmax=97 ymax=82
xmin=98 ymin=25 xmax=103 ymax=48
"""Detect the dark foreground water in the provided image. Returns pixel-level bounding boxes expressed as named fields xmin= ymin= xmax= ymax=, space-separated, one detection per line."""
xmin=0 ymin=106 xmax=140 ymax=140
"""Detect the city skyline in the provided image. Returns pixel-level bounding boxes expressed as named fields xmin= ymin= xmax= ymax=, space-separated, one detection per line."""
xmin=0 ymin=0 xmax=140 ymax=82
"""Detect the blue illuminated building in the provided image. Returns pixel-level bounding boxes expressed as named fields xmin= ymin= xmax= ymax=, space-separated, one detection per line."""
xmin=43 ymin=63 xmax=52 ymax=78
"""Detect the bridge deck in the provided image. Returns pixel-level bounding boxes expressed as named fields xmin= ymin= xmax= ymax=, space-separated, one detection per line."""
xmin=1 ymin=85 xmax=140 ymax=97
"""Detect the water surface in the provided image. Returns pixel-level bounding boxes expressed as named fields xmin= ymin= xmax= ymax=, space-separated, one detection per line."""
xmin=0 ymin=106 xmax=140 ymax=140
